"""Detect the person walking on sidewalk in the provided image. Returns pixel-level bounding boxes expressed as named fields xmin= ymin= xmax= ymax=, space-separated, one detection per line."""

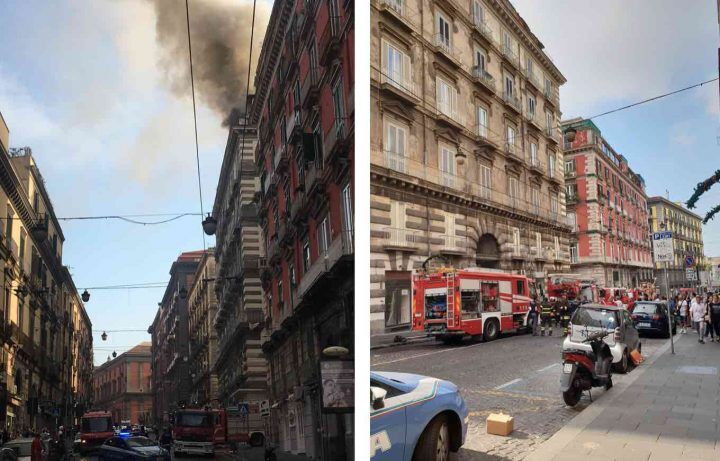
xmin=690 ymin=294 xmax=707 ymax=343
xmin=710 ymin=294 xmax=720 ymax=341
xmin=528 ymin=296 xmax=539 ymax=336
xmin=679 ymin=295 xmax=689 ymax=333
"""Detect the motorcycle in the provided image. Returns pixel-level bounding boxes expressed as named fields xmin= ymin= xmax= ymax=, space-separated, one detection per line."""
xmin=264 ymin=444 xmax=277 ymax=461
xmin=561 ymin=328 xmax=613 ymax=406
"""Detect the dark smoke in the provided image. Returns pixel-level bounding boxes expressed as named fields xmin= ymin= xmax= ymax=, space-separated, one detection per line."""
xmin=147 ymin=0 xmax=269 ymax=126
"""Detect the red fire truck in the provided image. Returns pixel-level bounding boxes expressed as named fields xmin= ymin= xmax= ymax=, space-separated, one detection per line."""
xmin=412 ymin=267 xmax=535 ymax=342
xmin=78 ymin=410 xmax=114 ymax=454
xmin=546 ymin=274 xmax=600 ymax=303
xmin=172 ymin=408 xmax=215 ymax=456
xmin=212 ymin=404 xmax=266 ymax=449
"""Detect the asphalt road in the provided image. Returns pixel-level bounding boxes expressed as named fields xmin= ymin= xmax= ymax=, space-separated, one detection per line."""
xmin=372 ymin=331 xmax=672 ymax=460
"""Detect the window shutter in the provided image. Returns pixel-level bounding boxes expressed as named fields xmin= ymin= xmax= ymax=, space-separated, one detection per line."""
xmin=403 ymin=53 xmax=412 ymax=86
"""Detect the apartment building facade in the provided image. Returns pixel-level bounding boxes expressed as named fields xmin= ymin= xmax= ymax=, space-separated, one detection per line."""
xmin=148 ymin=251 xmax=203 ymax=425
xmin=370 ymin=0 xmax=570 ymax=338
xmin=186 ymin=250 xmax=219 ymax=406
xmin=648 ymin=196 xmax=706 ymax=293
xmin=251 ymin=0 xmax=355 ymax=458
xmin=210 ymin=122 xmax=267 ymax=408
xmin=0 ymin=112 xmax=93 ymax=432
xmin=92 ymin=343 xmax=152 ymax=425
xmin=562 ymin=118 xmax=653 ymax=287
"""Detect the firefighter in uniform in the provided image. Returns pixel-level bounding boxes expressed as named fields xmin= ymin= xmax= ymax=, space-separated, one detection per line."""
xmin=540 ymin=297 xmax=556 ymax=336
xmin=558 ymin=294 xmax=571 ymax=336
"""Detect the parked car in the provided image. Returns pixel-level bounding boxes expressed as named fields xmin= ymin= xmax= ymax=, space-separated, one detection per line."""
xmin=370 ymin=371 xmax=468 ymax=461
xmin=631 ymin=301 xmax=676 ymax=338
xmin=564 ymin=303 xmax=641 ymax=373
xmin=3 ymin=438 xmax=34 ymax=461
xmin=97 ymin=436 xmax=169 ymax=461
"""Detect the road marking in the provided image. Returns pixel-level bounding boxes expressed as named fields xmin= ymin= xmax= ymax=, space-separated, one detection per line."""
xmin=372 ymin=342 xmax=485 ymax=366
xmin=536 ymin=363 xmax=559 ymax=373
xmin=494 ymin=378 xmax=522 ymax=390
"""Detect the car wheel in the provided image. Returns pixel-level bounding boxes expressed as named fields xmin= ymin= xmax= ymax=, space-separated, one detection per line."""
xmin=412 ymin=415 xmax=450 ymax=461
xmin=483 ymin=319 xmax=499 ymax=342
xmin=613 ymin=349 xmax=629 ymax=374
xmin=563 ymin=385 xmax=582 ymax=406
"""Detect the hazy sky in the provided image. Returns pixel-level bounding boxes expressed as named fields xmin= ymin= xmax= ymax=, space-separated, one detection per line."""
xmin=0 ymin=0 xmax=270 ymax=365
xmin=0 ymin=0 xmax=719 ymax=363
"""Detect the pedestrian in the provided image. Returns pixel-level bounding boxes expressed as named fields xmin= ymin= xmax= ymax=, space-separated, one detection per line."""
xmin=710 ymin=294 xmax=720 ymax=341
xmin=558 ymin=295 xmax=571 ymax=336
xmin=691 ymin=294 xmax=707 ymax=343
xmin=679 ymin=295 xmax=689 ymax=333
xmin=30 ymin=432 xmax=42 ymax=461
xmin=540 ymin=297 xmax=556 ymax=336
xmin=528 ymin=296 xmax=539 ymax=336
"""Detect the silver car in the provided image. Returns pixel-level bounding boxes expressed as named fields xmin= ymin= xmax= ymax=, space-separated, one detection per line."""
xmin=563 ymin=303 xmax=640 ymax=373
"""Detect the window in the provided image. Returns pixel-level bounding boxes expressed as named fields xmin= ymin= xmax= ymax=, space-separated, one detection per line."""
xmin=504 ymin=73 xmax=514 ymax=97
xmin=342 ymin=183 xmax=353 ymax=232
xmin=317 ymin=216 xmax=331 ymax=255
xmin=567 ymin=212 xmax=577 ymax=230
xmin=508 ymin=176 xmax=519 ymax=199
xmin=437 ymin=12 xmax=451 ymax=48
xmin=479 ymin=164 xmax=492 ymax=198
xmin=474 ymin=47 xmax=487 ymax=74
xmin=554 ymin=236 xmax=560 ymax=257
xmin=439 ymin=144 xmax=456 ymax=186
xmin=19 ymin=230 xmax=25 ymax=267
xmin=530 ymin=186 xmax=540 ymax=211
xmin=512 ymin=228 xmax=520 ymax=251
xmin=302 ymin=240 xmax=311 ymax=272
xmin=436 ymin=77 xmax=457 ymax=117
xmin=382 ymin=40 xmax=412 ymax=90
xmin=565 ymin=183 xmax=578 ymax=199
xmin=502 ymin=30 xmax=512 ymax=52
xmin=529 ymin=142 xmax=538 ymax=166
xmin=544 ymin=77 xmax=553 ymax=94
xmin=551 ymin=193 xmax=559 ymax=214
xmin=476 ymin=106 xmax=488 ymax=138
xmin=472 ymin=0 xmax=484 ymax=24
xmin=506 ymin=125 xmax=516 ymax=146
xmin=384 ymin=120 xmax=407 ymax=172
xmin=546 ymin=111 xmax=553 ymax=131
xmin=312 ymin=118 xmax=323 ymax=165
xmin=390 ymin=200 xmax=405 ymax=229
xmin=527 ymin=95 xmax=536 ymax=116
xmin=535 ymin=232 xmax=542 ymax=253
xmin=332 ymin=76 xmax=345 ymax=125
xmin=570 ymin=243 xmax=578 ymax=263
xmin=278 ymin=280 xmax=284 ymax=310
xmin=565 ymin=159 xmax=576 ymax=175
xmin=548 ymin=151 xmax=556 ymax=177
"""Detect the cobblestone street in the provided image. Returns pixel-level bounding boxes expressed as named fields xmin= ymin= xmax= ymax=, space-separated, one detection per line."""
xmin=372 ymin=332 xmax=672 ymax=460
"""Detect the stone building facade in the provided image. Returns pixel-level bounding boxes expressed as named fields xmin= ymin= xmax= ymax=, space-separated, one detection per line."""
xmin=562 ymin=118 xmax=653 ymax=287
xmin=370 ymin=0 xmax=569 ymax=339
xmin=648 ymin=196 xmax=705 ymax=294
xmin=92 ymin=343 xmax=152 ymax=425
xmin=251 ymin=0 xmax=355 ymax=458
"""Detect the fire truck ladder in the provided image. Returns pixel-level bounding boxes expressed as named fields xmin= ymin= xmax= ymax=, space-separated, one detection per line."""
xmin=446 ymin=273 xmax=456 ymax=328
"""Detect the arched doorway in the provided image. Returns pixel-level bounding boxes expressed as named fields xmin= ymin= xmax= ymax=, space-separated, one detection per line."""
xmin=475 ymin=233 xmax=500 ymax=269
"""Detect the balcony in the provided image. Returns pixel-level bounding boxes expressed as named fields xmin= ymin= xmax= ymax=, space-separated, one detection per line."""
xmin=435 ymin=105 xmax=465 ymax=130
xmin=471 ymin=66 xmax=495 ymax=94
xmin=277 ymin=219 xmax=292 ymax=246
xmin=382 ymin=228 xmax=421 ymax=252
xmin=528 ymin=154 xmax=542 ymax=174
xmin=523 ymin=66 xmax=541 ymax=90
xmin=318 ymin=10 xmax=341 ymax=65
xmin=436 ymin=234 xmax=467 ymax=255
xmin=266 ymin=236 xmax=281 ymax=264
xmin=273 ymin=144 xmax=289 ymax=173
xmin=501 ymin=44 xmax=520 ymax=69
xmin=474 ymin=124 xmax=495 ymax=148
xmin=300 ymin=68 xmax=320 ymax=107
xmin=378 ymin=68 xmax=421 ymax=105
xmin=565 ymin=169 xmax=576 ymax=179
xmin=544 ymin=85 xmax=559 ymax=107
xmin=566 ymin=195 xmax=578 ymax=205
xmin=323 ymin=118 xmax=351 ymax=166
xmin=504 ymin=142 xmax=522 ymax=161
xmin=502 ymin=91 xmax=521 ymax=113
xmin=525 ymin=110 xmax=542 ymax=130
xmin=545 ymin=125 xmax=560 ymax=145
xmin=433 ymin=35 xmax=461 ymax=68
xmin=290 ymin=190 xmax=309 ymax=222
xmin=471 ymin=17 xmax=494 ymax=45
xmin=377 ymin=0 xmax=414 ymax=32
xmin=296 ymin=230 xmax=354 ymax=300
xmin=305 ymin=163 xmax=325 ymax=197
xmin=286 ymin=109 xmax=302 ymax=145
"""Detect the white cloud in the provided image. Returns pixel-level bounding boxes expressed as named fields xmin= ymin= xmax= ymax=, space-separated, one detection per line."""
xmin=511 ymin=0 xmax=717 ymax=117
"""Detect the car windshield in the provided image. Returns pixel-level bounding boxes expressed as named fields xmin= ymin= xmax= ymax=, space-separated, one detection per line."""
xmin=175 ymin=412 xmax=212 ymax=427
xmin=126 ymin=437 xmax=155 ymax=448
xmin=82 ymin=417 xmax=112 ymax=433
xmin=572 ymin=307 xmax=619 ymax=329
xmin=633 ymin=303 xmax=659 ymax=315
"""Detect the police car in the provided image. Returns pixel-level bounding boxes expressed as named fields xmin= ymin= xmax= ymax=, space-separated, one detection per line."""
xmin=371 ymin=371 xmax=469 ymax=460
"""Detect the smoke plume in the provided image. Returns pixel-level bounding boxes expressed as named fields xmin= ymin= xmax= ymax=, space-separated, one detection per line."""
xmin=146 ymin=0 xmax=270 ymax=126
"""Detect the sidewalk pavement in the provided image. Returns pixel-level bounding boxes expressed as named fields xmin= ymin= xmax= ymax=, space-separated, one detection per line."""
xmin=527 ymin=332 xmax=720 ymax=461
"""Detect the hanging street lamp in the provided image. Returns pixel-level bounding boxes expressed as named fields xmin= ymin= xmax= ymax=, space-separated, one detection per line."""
xmin=202 ymin=214 xmax=217 ymax=236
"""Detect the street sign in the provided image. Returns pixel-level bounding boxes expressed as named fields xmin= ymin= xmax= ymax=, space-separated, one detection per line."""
xmin=238 ymin=402 xmax=250 ymax=416
xmin=652 ymin=232 xmax=674 ymax=263
xmin=686 ymin=268 xmax=698 ymax=281
xmin=685 ymin=255 xmax=695 ymax=268
xmin=259 ymin=400 xmax=270 ymax=417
